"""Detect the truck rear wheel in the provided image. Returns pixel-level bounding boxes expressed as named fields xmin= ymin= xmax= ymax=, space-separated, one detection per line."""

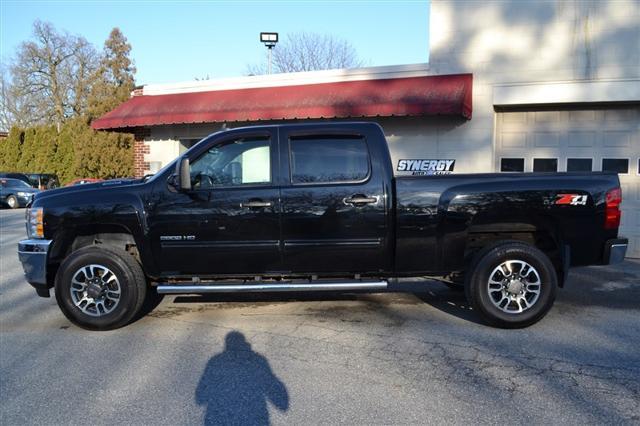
xmin=465 ymin=241 xmax=557 ymax=328
xmin=54 ymin=246 xmax=147 ymax=330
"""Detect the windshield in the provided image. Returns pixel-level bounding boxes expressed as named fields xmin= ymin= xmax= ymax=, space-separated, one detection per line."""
xmin=145 ymin=158 xmax=178 ymax=183
xmin=3 ymin=179 xmax=32 ymax=189
xmin=146 ymin=132 xmax=218 ymax=183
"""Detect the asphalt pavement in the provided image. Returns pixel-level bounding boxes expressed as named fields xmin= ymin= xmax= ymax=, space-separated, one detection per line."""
xmin=1 ymin=208 xmax=639 ymax=425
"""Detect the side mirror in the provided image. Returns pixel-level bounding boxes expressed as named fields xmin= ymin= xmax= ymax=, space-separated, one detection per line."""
xmin=176 ymin=157 xmax=192 ymax=191
xmin=166 ymin=174 xmax=178 ymax=190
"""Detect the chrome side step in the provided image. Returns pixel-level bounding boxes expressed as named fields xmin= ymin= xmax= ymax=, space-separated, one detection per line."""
xmin=156 ymin=280 xmax=388 ymax=294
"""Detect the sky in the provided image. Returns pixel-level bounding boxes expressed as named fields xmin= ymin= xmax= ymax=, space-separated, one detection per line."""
xmin=0 ymin=0 xmax=430 ymax=85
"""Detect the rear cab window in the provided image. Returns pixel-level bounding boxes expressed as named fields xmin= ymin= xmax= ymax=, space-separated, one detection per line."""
xmin=289 ymin=136 xmax=370 ymax=184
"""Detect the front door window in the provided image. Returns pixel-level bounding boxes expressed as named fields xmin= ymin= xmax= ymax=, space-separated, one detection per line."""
xmin=189 ymin=136 xmax=271 ymax=189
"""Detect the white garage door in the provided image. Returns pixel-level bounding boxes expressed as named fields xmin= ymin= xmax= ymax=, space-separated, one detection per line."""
xmin=495 ymin=107 xmax=640 ymax=258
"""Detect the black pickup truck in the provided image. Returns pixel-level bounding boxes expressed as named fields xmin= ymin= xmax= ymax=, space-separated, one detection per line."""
xmin=18 ymin=122 xmax=627 ymax=330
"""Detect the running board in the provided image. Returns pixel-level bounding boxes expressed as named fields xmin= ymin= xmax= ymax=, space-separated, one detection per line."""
xmin=156 ymin=280 xmax=388 ymax=294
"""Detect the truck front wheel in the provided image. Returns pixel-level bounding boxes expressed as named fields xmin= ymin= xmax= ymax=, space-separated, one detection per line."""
xmin=465 ymin=241 xmax=557 ymax=328
xmin=54 ymin=246 xmax=147 ymax=330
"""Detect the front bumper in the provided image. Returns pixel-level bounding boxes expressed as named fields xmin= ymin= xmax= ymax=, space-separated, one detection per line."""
xmin=18 ymin=239 xmax=53 ymax=297
xmin=603 ymin=238 xmax=628 ymax=265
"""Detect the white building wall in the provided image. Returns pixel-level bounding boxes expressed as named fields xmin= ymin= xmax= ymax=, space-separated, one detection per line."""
xmin=429 ymin=0 xmax=640 ymax=80
xmin=424 ymin=0 xmax=640 ymax=172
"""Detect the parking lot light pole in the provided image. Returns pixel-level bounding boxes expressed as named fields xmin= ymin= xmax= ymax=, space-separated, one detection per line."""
xmin=260 ymin=32 xmax=278 ymax=75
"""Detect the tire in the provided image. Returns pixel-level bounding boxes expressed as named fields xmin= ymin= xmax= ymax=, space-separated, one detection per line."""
xmin=465 ymin=241 xmax=557 ymax=328
xmin=55 ymin=246 xmax=147 ymax=330
xmin=7 ymin=195 xmax=18 ymax=209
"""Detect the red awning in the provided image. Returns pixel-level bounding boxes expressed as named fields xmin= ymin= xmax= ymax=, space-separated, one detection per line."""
xmin=92 ymin=73 xmax=472 ymax=130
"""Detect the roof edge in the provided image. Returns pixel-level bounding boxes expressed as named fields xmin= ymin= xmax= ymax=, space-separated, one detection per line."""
xmin=141 ymin=62 xmax=432 ymax=96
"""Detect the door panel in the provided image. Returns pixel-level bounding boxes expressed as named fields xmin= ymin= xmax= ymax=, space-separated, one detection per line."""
xmin=147 ymin=130 xmax=282 ymax=276
xmin=279 ymin=132 xmax=389 ymax=273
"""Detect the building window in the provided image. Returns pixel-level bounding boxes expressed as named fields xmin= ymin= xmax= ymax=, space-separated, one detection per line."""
xmin=602 ymin=158 xmax=629 ymax=174
xmin=567 ymin=158 xmax=592 ymax=172
xmin=533 ymin=158 xmax=558 ymax=172
xmin=500 ymin=158 xmax=524 ymax=172
xmin=290 ymin=136 xmax=369 ymax=184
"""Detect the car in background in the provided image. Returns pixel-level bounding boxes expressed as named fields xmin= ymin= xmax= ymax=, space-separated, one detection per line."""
xmin=26 ymin=173 xmax=60 ymax=190
xmin=0 ymin=172 xmax=59 ymax=190
xmin=0 ymin=172 xmax=31 ymax=186
xmin=66 ymin=178 xmax=104 ymax=186
xmin=0 ymin=178 xmax=40 ymax=209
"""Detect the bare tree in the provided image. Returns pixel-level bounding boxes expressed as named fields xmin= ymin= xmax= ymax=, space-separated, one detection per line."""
xmin=0 ymin=65 xmax=19 ymax=131
xmin=1 ymin=62 xmax=47 ymax=130
xmin=6 ymin=21 xmax=98 ymax=130
xmin=247 ymin=32 xmax=364 ymax=75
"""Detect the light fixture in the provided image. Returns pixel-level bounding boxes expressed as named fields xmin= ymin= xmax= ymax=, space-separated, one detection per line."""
xmin=259 ymin=32 xmax=279 ymax=74
xmin=260 ymin=32 xmax=278 ymax=46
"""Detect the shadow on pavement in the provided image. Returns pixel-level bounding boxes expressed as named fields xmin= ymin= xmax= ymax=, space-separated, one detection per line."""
xmin=559 ymin=261 xmax=640 ymax=310
xmin=156 ymin=260 xmax=639 ymax=326
xmin=195 ymin=331 xmax=289 ymax=425
xmin=411 ymin=286 xmax=482 ymax=324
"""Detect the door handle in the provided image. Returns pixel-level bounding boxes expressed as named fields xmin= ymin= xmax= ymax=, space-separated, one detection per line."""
xmin=241 ymin=200 xmax=272 ymax=208
xmin=343 ymin=195 xmax=379 ymax=205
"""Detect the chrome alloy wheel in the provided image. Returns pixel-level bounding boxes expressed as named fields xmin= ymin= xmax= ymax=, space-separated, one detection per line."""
xmin=69 ymin=264 xmax=121 ymax=317
xmin=487 ymin=260 xmax=541 ymax=314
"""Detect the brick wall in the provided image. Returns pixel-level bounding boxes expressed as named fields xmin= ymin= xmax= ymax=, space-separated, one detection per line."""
xmin=133 ymin=128 xmax=151 ymax=178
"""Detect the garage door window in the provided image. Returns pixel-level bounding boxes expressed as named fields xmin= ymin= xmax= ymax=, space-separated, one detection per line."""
xmin=500 ymin=158 xmax=524 ymax=172
xmin=602 ymin=158 xmax=629 ymax=174
xmin=567 ymin=158 xmax=592 ymax=172
xmin=533 ymin=158 xmax=558 ymax=172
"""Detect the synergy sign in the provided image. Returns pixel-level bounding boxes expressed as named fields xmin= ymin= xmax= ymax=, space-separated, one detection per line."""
xmin=397 ymin=159 xmax=456 ymax=176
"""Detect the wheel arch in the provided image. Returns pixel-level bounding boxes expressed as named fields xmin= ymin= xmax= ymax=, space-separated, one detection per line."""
xmin=48 ymin=224 xmax=145 ymax=285
xmin=463 ymin=215 xmax=567 ymax=287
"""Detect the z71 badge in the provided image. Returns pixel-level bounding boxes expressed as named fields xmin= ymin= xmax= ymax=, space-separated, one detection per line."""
xmin=555 ymin=194 xmax=587 ymax=206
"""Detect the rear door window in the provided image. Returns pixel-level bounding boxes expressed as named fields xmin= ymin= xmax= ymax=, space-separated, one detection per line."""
xmin=289 ymin=136 xmax=370 ymax=184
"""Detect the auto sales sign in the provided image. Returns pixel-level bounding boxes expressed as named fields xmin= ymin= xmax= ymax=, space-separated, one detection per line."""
xmin=397 ymin=159 xmax=456 ymax=176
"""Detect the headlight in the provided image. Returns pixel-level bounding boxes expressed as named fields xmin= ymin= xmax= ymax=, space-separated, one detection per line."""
xmin=17 ymin=191 xmax=29 ymax=197
xmin=27 ymin=207 xmax=44 ymax=239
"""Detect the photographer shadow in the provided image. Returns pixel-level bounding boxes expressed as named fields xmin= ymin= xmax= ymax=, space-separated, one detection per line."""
xmin=196 ymin=331 xmax=289 ymax=425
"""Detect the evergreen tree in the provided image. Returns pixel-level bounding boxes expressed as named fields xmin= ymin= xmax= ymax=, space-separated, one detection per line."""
xmin=53 ymin=121 xmax=77 ymax=183
xmin=33 ymin=125 xmax=57 ymax=172
xmin=16 ymin=127 xmax=37 ymax=171
xmin=0 ymin=127 xmax=23 ymax=170
xmin=87 ymin=28 xmax=136 ymax=120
